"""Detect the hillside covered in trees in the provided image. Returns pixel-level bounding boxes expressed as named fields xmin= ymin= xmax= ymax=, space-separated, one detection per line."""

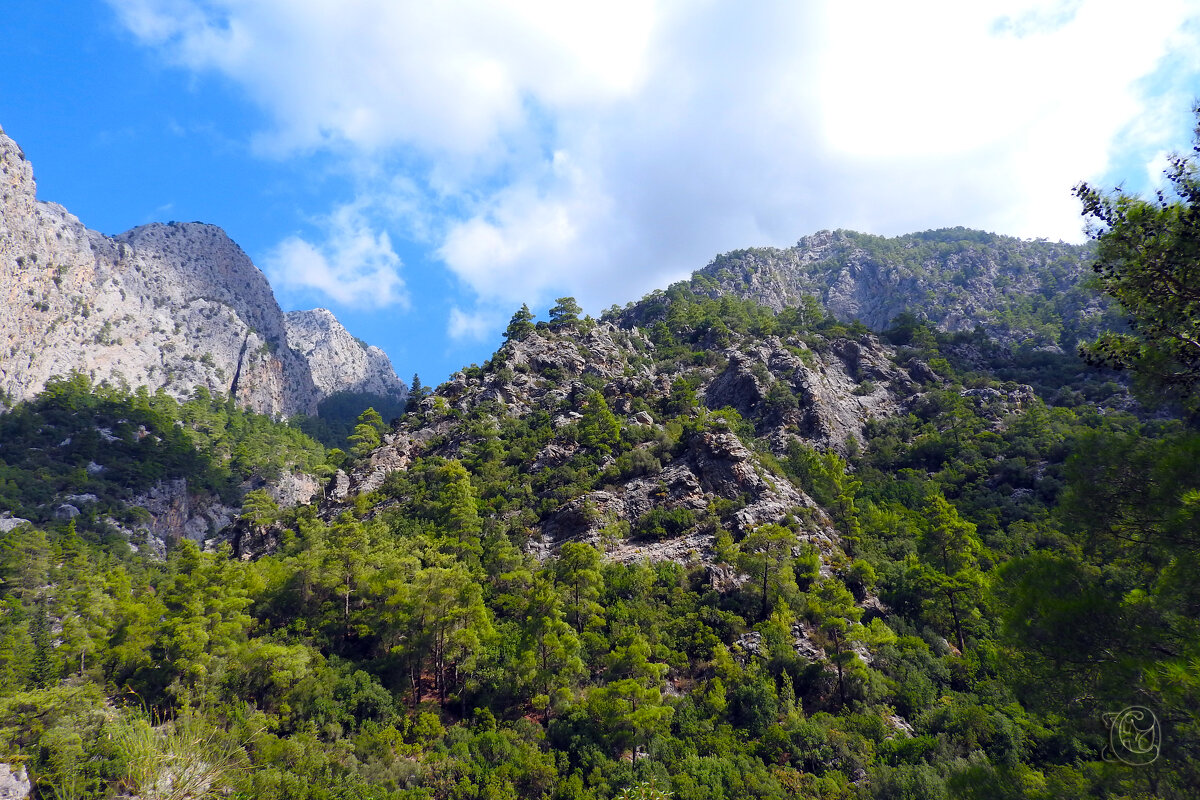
xmin=2 ymin=122 xmax=1200 ymax=800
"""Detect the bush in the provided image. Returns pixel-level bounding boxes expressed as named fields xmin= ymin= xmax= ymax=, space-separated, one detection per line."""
xmin=633 ymin=507 xmax=696 ymax=541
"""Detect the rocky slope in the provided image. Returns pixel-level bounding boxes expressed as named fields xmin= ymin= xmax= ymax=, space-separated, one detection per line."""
xmin=0 ymin=125 xmax=402 ymax=415
xmin=284 ymin=308 xmax=407 ymax=400
xmin=686 ymin=228 xmax=1113 ymax=349
xmin=308 ymin=313 xmax=927 ymax=568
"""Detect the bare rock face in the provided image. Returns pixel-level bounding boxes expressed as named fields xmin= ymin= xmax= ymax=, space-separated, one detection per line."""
xmin=284 ymin=308 xmax=407 ymax=400
xmin=119 ymin=472 xmax=320 ymax=557
xmin=126 ymin=478 xmax=239 ymax=554
xmin=0 ymin=763 xmax=30 ymax=800
xmin=0 ymin=125 xmax=396 ymax=417
xmin=0 ymin=513 xmax=31 ymax=533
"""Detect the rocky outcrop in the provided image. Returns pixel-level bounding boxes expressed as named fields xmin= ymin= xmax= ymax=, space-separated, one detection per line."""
xmin=115 ymin=473 xmax=320 ymax=557
xmin=536 ymin=428 xmax=839 ymax=564
xmin=686 ymin=228 xmax=1110 ymax=348
xmin=122 ymin=478 xmax=238 ymax=556
xmin=0 ymin=513 xmax=30 ymax=533
xmin=331 ymin=315 xmax=925 ymax=572
xmin=0 ymin=764 xmax=30 ymax=800
xmin=284 ymin=309 xmax=407 ymax=400
xmin=0 ymin=125 xmax=398 ymax=417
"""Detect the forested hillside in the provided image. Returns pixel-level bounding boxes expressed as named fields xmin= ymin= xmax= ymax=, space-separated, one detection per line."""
xmin=2 ymin=123 xmax=1199 ymax=800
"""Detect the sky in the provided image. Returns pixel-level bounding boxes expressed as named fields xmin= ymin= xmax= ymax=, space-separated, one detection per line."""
xmin=2 ymin=1 xmax=1199 ymax=387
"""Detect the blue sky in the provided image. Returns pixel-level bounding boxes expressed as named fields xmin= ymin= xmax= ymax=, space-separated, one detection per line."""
xmin=2 ymin=1 xmax=1199 ymax=387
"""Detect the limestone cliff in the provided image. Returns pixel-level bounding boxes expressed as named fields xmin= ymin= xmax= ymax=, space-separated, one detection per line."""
xmin=284 ymin=308 xmax=407 ymax=400
xmin=314 ymin=317 xmax=926 ymax=567
xmin=0 ymin=124 xmax=400 ymax=416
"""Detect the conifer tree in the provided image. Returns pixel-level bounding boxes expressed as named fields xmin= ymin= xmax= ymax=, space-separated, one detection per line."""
xmin=505 ymin=303 xmax=536 ymax=341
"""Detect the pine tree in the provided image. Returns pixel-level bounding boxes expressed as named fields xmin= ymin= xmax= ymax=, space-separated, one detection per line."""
xmin=548 ymin=296 xmax=582 ymax=328
xmin=578 ymin=391 xmax=621 ymax=454
xmin=349 ymin=407 xmax=384 ymax=458
xmin=505 ymin=304 xmax=536 ymax=341
xmin=1075 ymin=104 xmax=1200 ymax=417
xmin=736 ymin=523 xmax=798 ymax=621
xmin=915 ymin=492 xmax=983 ymax=653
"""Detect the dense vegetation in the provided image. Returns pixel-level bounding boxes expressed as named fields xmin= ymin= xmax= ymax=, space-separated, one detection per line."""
xmin=0 ymin=374 xmax=330 ymax=524
xmin=2 ymin=117 xmax=1199 ymax=800
xmin=289 ymin=391 xmax=409 ymax=450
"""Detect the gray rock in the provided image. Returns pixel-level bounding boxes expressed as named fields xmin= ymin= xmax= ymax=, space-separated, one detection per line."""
xmin=0 ymin=125 xmax=397 ymax=417
xmin=54 ymin=503 xmax=80 ymax=520
xmin=0 ymin=763 xmax=30 ymax=800
xmin=331 ymin=469 xmax=351 ymax=500
xmin=0 ymin=514 xmax=31 ymax=533
xmin=682 ymin=228 xmax=1103 ymax=349
xmin=284 ymin=309 xmax=407 ymax=400
xmin=129 ymin=478 xmax=238 ymax=546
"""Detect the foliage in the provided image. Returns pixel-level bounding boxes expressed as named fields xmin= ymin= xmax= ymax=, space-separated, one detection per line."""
xmin=1075 ymin=105 xmax=1200 ymax=417
xmin=0 ymin=373 xmax=329 ymax=519
xmin=5 ymin=174 xmax=1200 ymax=798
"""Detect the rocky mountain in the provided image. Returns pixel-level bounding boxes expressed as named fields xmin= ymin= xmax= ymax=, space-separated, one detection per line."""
xmin=0 ymin=124 xmax=402 ymax=416
xmin=285 ymin=299 xmax=931 ymax=567
xmin=680 ymin=227 xmax=1114 ymax=350
xmin=284 ymin=308 xmax=407 ymax=400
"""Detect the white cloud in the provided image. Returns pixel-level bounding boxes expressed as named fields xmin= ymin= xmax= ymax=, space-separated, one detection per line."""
xmin=447 ymin=307 xmax=500 ymax=342
xmin=111 ymin=0 xmax=1200 ymax=318
xmin=108 ymin=0 xmax=657 ymax=161
xmin=263 ymin=203 xmax=407 ymax=309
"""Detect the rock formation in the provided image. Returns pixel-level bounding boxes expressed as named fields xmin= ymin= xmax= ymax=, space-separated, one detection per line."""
xmin=315 ymin=317 xmax=930 ymax=567
xmin=0 ymin=124 xmax=402 ymax=416
xmin=284 ymin=308 xmax=407 ymax=400
xmin=687 ymin=228 xmax=1111 ymax=348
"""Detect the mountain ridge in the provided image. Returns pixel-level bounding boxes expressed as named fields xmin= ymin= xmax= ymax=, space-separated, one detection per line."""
xmin=0 ymin=124 xmax=403 ymax=416
xmin=667 ymin=227 xmax=1114 ymax=350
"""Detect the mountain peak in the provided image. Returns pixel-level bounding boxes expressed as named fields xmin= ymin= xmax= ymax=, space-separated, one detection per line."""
xmin=284 ymin=309 xmax=408 ymax=400
xmin=0 ymin=124 xmax=401 ymax=416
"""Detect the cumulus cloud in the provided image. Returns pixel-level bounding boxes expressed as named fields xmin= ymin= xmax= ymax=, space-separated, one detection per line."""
xmin=447 ymin=307 xmax=501 ymax=342
xmin=262 ymin=203 xmax=407 ymax=309
xmin=110 ymin=0 xmax=1200 ymax=318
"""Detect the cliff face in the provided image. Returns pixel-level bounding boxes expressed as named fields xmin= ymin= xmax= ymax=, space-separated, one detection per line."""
xmin=691 ymin=228 xmax=1111 ymax=349
xmin=0 ymin=125 xmax=402 ymax=416
xmin=284 ymin=309 xmax=408 ymax=400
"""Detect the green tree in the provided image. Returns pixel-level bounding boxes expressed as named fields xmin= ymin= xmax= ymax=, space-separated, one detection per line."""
xmin=914 ymin=492 xmax=984 ymax=653
xmin=406 ymin=374 xmax=428 ymax=412
xmin=518 ymin=574 xmax=584 ymax=706
xmin=240 ymin=488 xmax=280 ymax=529
xmin=349 ymin=407 xmax=385 ymax=458
xmin=434 ymin=459 xmax=483 ymax=562
xmin=737 ymin=524 xmax=799 ymax=621
xmin=548 ymin=297 xmax=583 ymax=328
xmin=577 ymin=391 xmax=621 ymax=455
xmin=1075 ymin=105 xmax=1200 ymax=417
xmin=585 ymin=679 xmax=673 ymax=764
xmin=807 ymin=578 xmax=864 ymax=708
xmin=555 ymin=542 xmax=604 ymax=631
xmin=505 ymin=304 xmax=536 ymax=341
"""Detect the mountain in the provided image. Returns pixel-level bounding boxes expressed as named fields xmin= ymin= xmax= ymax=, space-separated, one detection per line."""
xmin=5 ymin=242 xmax=1199 ymax=797
xmin=5 ymin=124 xmax=1199 ymax=799
xmin=0 ymin=124 xmax=402 ymax=416
xmin=306 ymin=301 xmax=929 ymax=565
xmin=284 ymin=308 xmax=407 ymax=400
xmin=677 ymin=227 xmax=1115 ymax=350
